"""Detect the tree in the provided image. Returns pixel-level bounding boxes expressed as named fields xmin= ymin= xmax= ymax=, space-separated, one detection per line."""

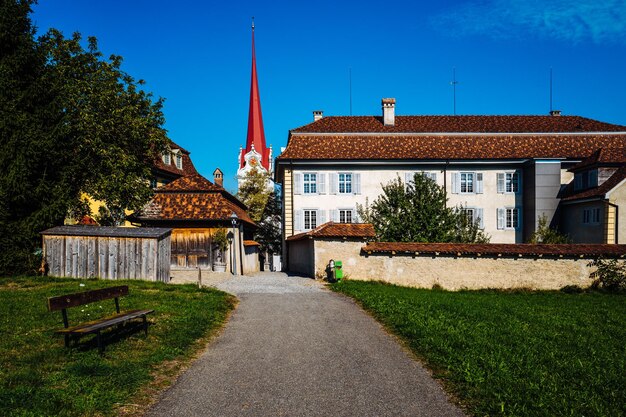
xmin=256 ymin=190 xmax=282 ymax=255
xmin=0 ymin=1 xmax=167 ymax=273
xmin=237 ymin=170 xmax=282 ymax=255
xmin=357 ymin=174 xmax=490 ymax=243
xmin=528 ymin=214 xmax=571 ymax=244
xmin=237 ymin=168 xmax=271 ymax=222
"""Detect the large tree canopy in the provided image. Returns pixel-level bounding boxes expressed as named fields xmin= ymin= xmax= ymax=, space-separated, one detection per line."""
xmin=237 ymin=169 xmax=282 ymax=255
xmin=358 ymin=173 xmax=490 ymax=243
xmin=0 ymin=1 xmax=168 ymax=273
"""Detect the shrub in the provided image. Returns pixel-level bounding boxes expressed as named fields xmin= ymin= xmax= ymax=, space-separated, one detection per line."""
xmin=588 ymin=258 xmax=626 ymax=292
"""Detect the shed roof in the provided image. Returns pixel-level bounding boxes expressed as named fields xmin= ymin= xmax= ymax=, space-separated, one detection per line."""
xmin=41 ymin=225 xmax=172 ymax=239
xmin=287 ymin=222 xmax=376 ymax=241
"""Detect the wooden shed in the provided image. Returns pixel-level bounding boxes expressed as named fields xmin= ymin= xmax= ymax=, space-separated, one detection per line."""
xmin=41 ymin=226 xmax=172 ymax=282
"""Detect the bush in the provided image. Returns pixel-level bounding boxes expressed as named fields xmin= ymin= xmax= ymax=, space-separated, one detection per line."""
xmin=588 ymin=258 xmax=626 ymax=292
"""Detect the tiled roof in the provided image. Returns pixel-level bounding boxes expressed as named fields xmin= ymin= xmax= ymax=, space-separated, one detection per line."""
xmin=291 ymin=115 xmax=626 ymax=134
xmin=278 ymin=134 xmax=626 ymax=161
xmin=243 ymin=240 xmax=261 ymax=246
xmin=159 ymin=173 xmax=223 ymax=192
xmin=132 ymin=174 xmax=255 ymax=226
xmin=569 ymin=147 xmax=626 ymax=171
xmin=362 ymin=242 xmax=626 ymax=257
xmin=287 ymin=222 xmax=376 ymax=241
xmin=562 ymin=166 xmax=626 ymax=202
xmin=152 ymin=140 xmax=198 ymax=178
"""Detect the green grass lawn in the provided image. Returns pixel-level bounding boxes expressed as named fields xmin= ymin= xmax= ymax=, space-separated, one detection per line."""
xmin=0 ymin=276 xmax=236 ymax=417
xmin=331 ymin=280 xmax=626 ymax=417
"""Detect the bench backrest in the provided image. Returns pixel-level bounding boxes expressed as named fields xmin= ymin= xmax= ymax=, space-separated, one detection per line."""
xmin=47 ymin=286 xmax=129 ymax=312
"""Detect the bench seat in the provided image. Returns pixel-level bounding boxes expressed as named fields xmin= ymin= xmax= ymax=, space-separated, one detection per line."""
xmin=55 ymin=309 xmax=154 ymax=335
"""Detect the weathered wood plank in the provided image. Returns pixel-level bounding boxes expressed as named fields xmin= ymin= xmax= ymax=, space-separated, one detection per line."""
xmin=87 ymin=237 xmax=97 ymax=278
xmin=108 ymin=238 xmax=117 ymax=280
xmin=48 ymin=285 xmax=129 ymax=311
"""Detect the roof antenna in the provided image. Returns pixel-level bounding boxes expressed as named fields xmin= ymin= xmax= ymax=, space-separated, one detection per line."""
xmin=450 ymin=67 xmax=459 ymax=116
xmin=251 ymin=16 xmax=255 ymax=31
xmin=349 ymin=68 xmax=353 ymax=116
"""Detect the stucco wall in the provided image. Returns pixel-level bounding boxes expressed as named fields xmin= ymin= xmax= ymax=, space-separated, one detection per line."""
xmin=311 ymin=240 xmax=599 ymax=290
xmin=561 ymin=201 xmax=606 ymax=243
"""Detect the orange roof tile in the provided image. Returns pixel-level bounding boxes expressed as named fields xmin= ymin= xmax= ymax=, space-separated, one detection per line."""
xmin=287 ymin=222 xmax=376 ymax=241
xmin=278 ymin=134 xmax=626 ymax=161
xmin=291 ymin=115 xmax=626 ymax=134
xmin=132 ymin=174 xmax=255 ymax=226
xmin=569 ymin=147 xmax=626 ymax=172
xmin=362 ymin=242 xmax=626 ymax=257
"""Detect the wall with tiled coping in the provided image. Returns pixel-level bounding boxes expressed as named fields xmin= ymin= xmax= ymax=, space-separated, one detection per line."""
xmin=304 ymin=240 xmax=626 ymax=290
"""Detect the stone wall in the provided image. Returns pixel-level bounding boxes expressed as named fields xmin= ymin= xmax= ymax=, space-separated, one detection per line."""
xmin=307 ymin=240 xmax=626 ymax=290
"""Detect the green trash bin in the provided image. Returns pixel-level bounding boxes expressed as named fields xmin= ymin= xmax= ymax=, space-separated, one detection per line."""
xmin=334 ymin=260 xmax=343 ymax=280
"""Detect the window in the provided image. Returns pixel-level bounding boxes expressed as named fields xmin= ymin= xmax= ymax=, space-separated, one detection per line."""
xmin=461 ymin=207 xmax=484 ymax=228
xmin=583 ymin=208 xmax=601 ymax=225
xmin=462 ymin=208 xmax=475 ymax=224
xmin=303 ymin=173 xmax=317 ymax=194
xmin=574 ymin=170 xmax=598 ymax=191
xmin=497 ymin=172 xmax=520 ymax=193
xmin=460 ymin=172 xmax=474 ymax=193
xmin=497 ymin=207 xmax=519 ymax=230
xmin=150 ymin=178 xmax=158 ymax=189
xmin=162 ymin=152 xmax=171 ymax=165
xmin=506 ymin=208 xmax=519 ymax=229
xmin=505 ymin=172 xmax=519 ymax=193
xmin=175 ymin=154 xmax=183 ymax=169
xmin=338 ymin=173 xmax=352 ymax=194
xmin=339 ymin=209 xmax=353 ymax=223
xmin=304 ymin=210 xmax=317 ymax=230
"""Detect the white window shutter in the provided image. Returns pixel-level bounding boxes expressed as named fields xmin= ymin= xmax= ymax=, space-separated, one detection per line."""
xmin=331 ymin=209 xmax=339 ymax=222
xmin=329 ymin=173 xmax=338 ymax=194
xmin=352 ymin=209 xmax=357 ymax=223
xmin=497 ymin=173 xmax=505 ymax=194
xmin=452 ymin=172 xmax=460 ymax=194
xmin=294 ymin=173 xmax=303 ymax=195
xmin=430 ymin=172 xmax=437 ymax=183
xmin=318 ymin=209 xmax=326 ymax=225
xmin=354 ymin=173 xmax=361 ymax=194
xmin=295 ymin=210 xmax=303 ymax=231
xmin=477 ymin=208 xmax=484 ymax=229
xmin=405 ymin=172 xmax=414 ymax=185
xmin=497 ymin=208 xmax=505 ymax=230
xmin=317 ymin=173 xmax=326 ymax=194
xmin=476 ymin=173 xmax=483 ymax=194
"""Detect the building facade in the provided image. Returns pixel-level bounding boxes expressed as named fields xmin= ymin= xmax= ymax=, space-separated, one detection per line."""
xmin=275 ymin=98 xmax=626 ymax=253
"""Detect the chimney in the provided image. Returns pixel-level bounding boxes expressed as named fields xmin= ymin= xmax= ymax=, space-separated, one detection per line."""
xmin=313 ymin=110 xmax=323 ymax=122
xmin=213 ymin=168 xmax=224 ymax=187
xmin=382 ymin=98 xmax=396 ymax=126
xmin=550 ymin=110 xmax=562 ymax=116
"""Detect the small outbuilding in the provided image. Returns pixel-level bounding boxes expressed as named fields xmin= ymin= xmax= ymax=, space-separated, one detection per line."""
xmin=41 ymin=226 xmax=172 ymax=282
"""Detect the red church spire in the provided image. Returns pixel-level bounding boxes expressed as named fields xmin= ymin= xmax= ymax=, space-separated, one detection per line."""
xmin=241 ymin=18 xmax=270 ymax=170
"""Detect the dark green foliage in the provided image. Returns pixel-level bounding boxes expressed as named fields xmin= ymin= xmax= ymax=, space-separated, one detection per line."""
xmin=358 ymin=174 xmax=490 ymax=243
xmin=0 ymin=2 xmax=168 ymax=274
xmin=528 ymin=214 xmax=571 ymax=244
xmin=588 ymin=257 xmax=626 ymax=292
xmin=332 ymin=280 xmax=626 ymax=417
xmin=256 ymin=190 xmax=282 ymax=255
xmin=237 ymin=170 xmax=282 ymax=255
xmin=0 ymin=0 xmax=71 ymax=274
xmin=0 ymin=276 xmax=235 ymax=417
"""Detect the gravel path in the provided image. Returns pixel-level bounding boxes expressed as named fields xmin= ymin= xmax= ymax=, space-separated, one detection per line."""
xmin=147 ymin=272 xmax=465 ymax=417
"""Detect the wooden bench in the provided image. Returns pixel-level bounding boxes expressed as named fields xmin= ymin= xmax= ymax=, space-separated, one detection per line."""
xmin=47 ymin=285 xmax=154 ymax=353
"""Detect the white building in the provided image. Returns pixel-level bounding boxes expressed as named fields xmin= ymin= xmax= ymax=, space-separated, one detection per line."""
xmin=275 ymin=98 xmax=626 ymax=252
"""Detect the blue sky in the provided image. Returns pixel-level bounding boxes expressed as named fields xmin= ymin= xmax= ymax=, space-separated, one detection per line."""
xmin=32 ymin=0 xmax=626 ymax=192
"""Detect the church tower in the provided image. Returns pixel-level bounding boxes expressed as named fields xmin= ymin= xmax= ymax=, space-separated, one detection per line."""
xmin=237 ymin=19 xmax=273 ymax=190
